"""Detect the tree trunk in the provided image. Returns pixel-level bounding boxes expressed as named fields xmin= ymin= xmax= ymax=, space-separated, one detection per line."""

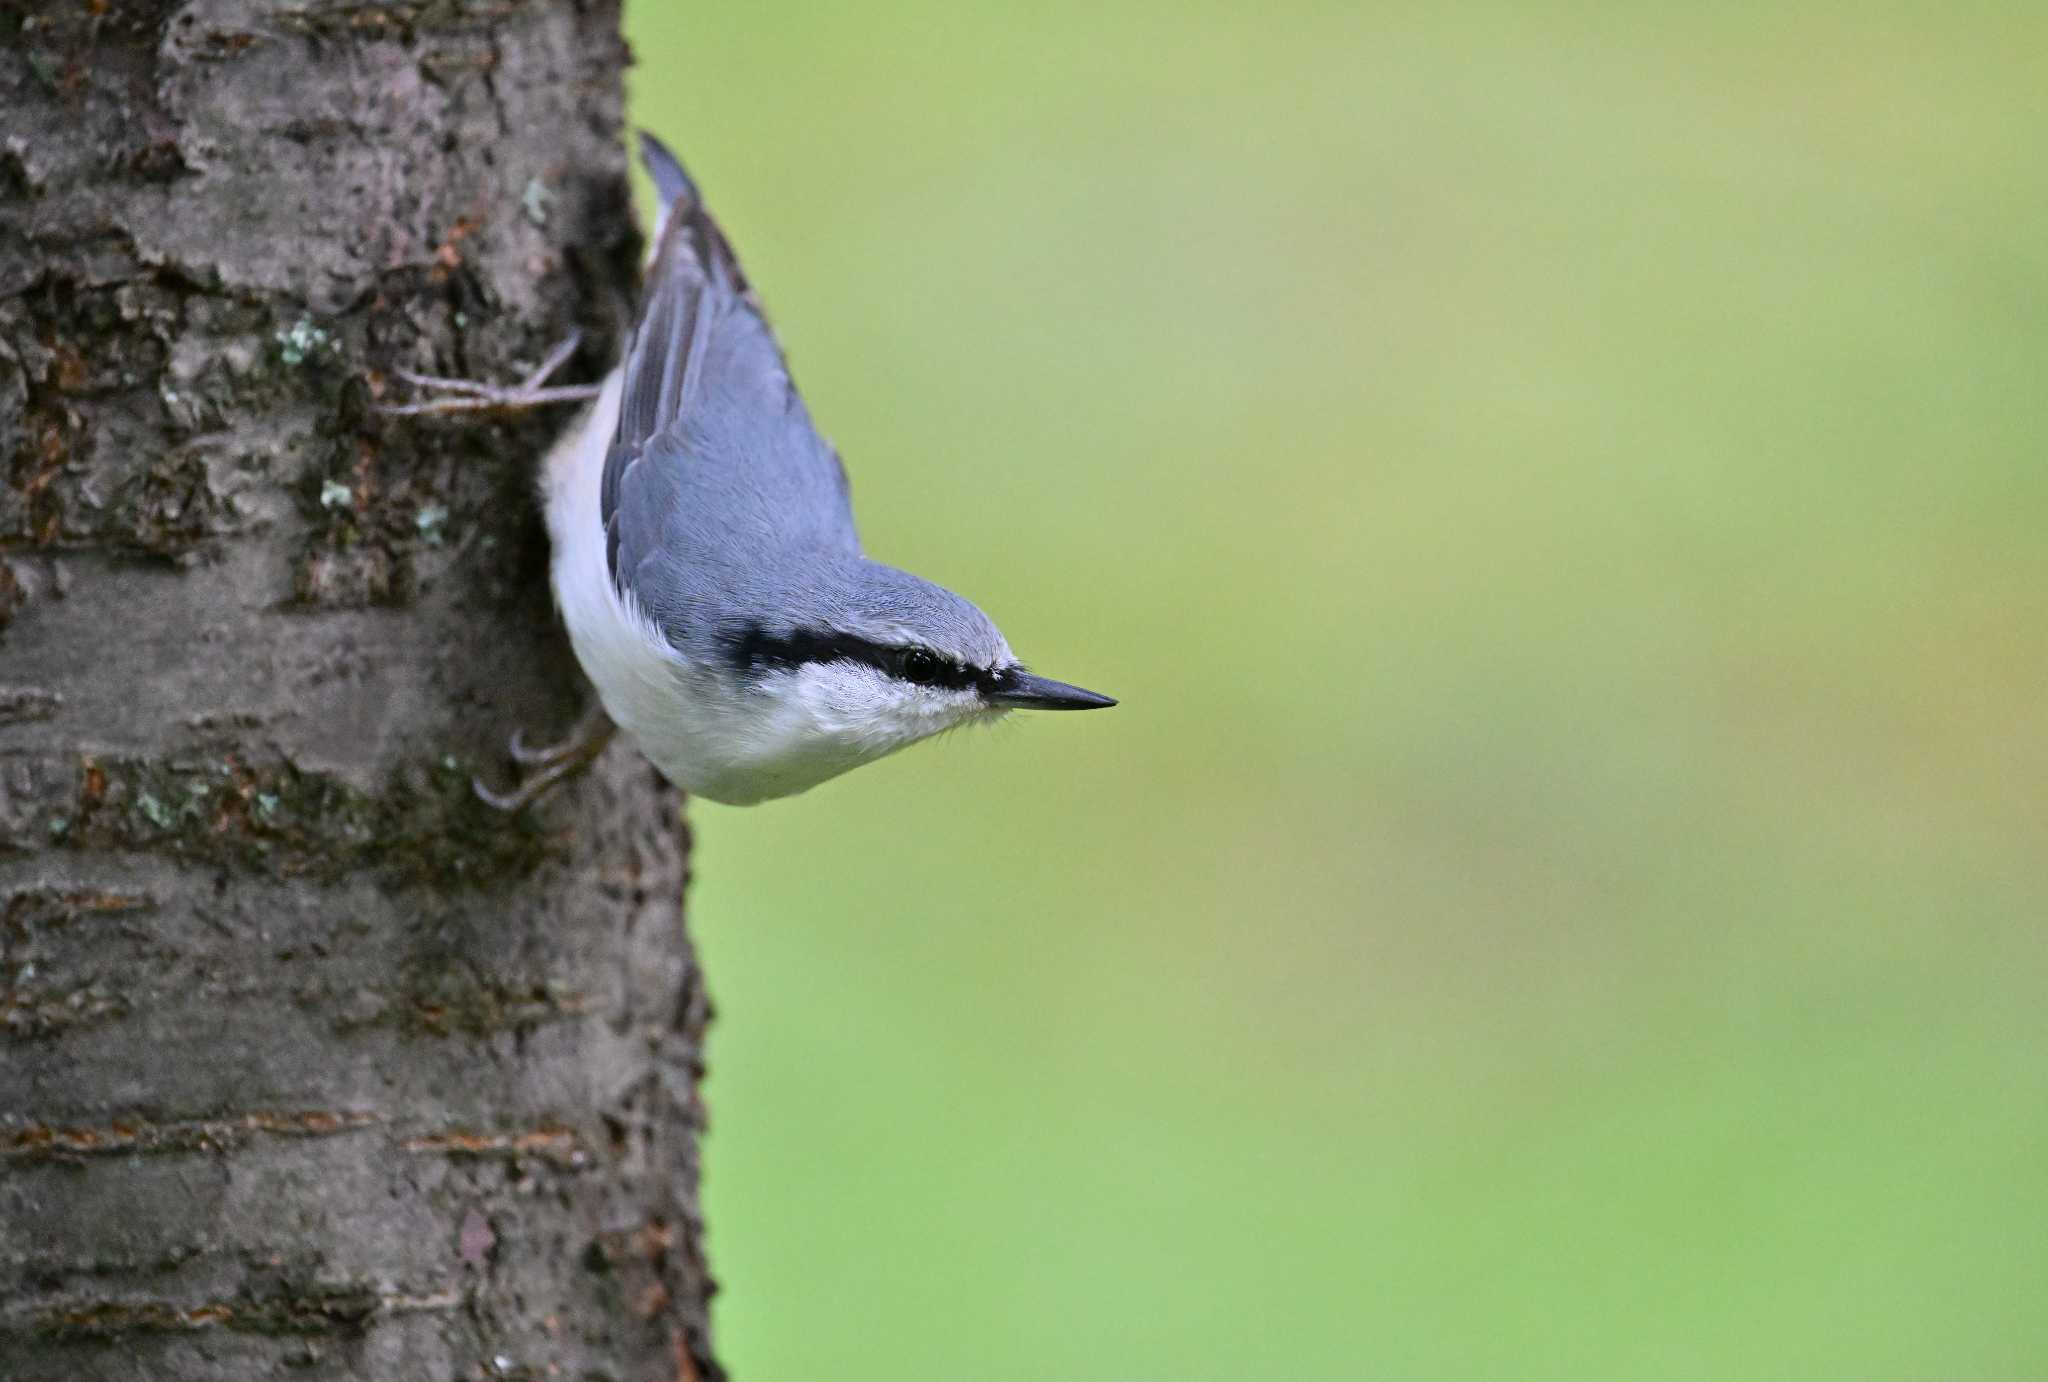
xmin=0 ymin=4 xmax=720 ymax=1379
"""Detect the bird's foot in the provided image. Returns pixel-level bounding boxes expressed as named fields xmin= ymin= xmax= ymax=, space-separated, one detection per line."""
xmin=378 ymin=332 xmax=602 ymax=416
xmin=473 ymin=704 xmax=618 ymax=812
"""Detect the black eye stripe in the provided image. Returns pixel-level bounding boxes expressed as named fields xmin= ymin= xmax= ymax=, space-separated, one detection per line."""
xmin=723 ymin=625 xmax=996 ymax=693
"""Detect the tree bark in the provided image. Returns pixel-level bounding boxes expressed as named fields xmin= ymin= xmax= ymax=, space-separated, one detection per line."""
xmin=0 ymin=3 xmax=719 ymax=1379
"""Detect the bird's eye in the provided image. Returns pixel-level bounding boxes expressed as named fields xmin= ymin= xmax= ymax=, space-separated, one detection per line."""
xmin=899 ymin=649 xmax=942 ymax=685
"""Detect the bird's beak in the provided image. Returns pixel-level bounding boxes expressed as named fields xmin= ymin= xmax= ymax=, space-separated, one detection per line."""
xmin=984 ymin=669 xmax=1118 ymax=711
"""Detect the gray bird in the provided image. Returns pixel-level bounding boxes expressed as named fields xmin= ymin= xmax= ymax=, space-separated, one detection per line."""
xmin=414 ymin=134 xmax=1114 ymax=807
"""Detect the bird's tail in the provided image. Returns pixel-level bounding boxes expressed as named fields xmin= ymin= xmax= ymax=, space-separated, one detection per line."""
xmin=639 ymin=131 xmax=697 ymax=216
xmin=635 ymin=129 xmax=751 ymax=302
xmin=613 ymin=128 xmax=775 ymax=458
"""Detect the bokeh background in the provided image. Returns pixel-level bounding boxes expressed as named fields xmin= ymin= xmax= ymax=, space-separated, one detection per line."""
xmin=622 ymin=4 xmax=2047 ymax=1378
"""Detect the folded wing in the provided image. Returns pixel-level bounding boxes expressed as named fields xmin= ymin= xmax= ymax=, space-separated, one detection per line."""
xmin=602 ymin=134 xmax=859 ymax=641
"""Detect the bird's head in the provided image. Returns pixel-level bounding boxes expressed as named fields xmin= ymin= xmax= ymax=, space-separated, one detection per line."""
xmin=715 ymin=559 xmax=1114 ymax=786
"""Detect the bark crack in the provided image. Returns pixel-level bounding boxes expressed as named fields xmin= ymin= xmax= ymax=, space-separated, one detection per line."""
xmin=3 ymin=1110 xmax=383 ymax=1162
xmin=18 ymin=1283 xmax=462 ymax=1341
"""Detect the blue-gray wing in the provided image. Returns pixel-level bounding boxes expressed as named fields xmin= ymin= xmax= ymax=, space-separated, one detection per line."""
xmin=602 ymin=135 xmax=858 ymax=636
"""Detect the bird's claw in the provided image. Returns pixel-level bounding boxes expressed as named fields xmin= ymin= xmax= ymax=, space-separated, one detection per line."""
xmin=472 ymin=706 xmax=618 ymax=813
xmin=378 ymin=332 xmax=603 ymax=416
xmin=507 ymin=726 xmax=556 ymax=766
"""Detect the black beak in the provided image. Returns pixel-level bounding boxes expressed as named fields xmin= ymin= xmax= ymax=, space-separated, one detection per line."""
xmin=984 ymin=668 xmax=1117 ymax=711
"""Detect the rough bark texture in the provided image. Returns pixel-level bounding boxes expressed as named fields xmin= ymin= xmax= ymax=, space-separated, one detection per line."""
xmin=0 ymin=3 xmax=720 ymax=1378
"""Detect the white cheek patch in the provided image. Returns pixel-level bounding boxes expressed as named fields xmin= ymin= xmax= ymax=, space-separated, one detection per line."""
xmin=786 ymin=662 xmax=897 ymax=731
xmin=781 ymin=662 xmax=982 ymax=744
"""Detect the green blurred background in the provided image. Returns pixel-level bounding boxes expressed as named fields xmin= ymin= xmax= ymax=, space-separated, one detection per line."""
xmin=622 ymin=3 xmax=2047 ymax=1378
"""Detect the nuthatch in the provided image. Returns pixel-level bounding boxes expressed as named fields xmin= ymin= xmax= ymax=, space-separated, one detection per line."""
xmin=394 ymin=134 xmax=1113 ymax=807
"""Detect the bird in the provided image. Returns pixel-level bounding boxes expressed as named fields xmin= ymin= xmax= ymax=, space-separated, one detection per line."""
xmin=391 ymin=133 xmax=1115 ymax=808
